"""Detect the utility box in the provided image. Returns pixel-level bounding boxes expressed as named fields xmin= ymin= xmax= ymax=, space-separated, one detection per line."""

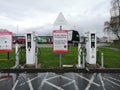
xmin=25 ymin=32 xmax=37 ymax=66
xmin=86 ymin=32 xmax=96 ymax=64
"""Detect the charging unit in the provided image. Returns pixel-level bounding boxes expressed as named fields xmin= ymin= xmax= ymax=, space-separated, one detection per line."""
xmin=25 ymin=32 xmax=38 ymax=67
xmin=86 ymin=32 xmax=96 ymax=64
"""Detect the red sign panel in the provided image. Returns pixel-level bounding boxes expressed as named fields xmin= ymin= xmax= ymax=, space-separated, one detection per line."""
xmin=0 ymin=32 xmax=12 ymax=52
xmin=53 ymin=30 xmax=68 ymax=53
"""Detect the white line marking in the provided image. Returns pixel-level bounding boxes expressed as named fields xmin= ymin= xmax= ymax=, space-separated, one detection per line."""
xmin=85 ymin=73 xmax=96 ymax=90
xmin=28 ymin=78 xmax=34 ymax=90
xmin=61 ymin=75 xmax=73 ymax=81
xmin=46 ymin=74 xmax=73 ymax=81
xmin=45 ymin=81 xmax=64 ymax=90
xmin=62 ymin=80 xmax=74 ymax=87
xmin=0 ymin=78 xmax=7 ymax=82
xmin=75 ymin=73 xmax=100 ymax=87
xmin=71 ymin=73 xmax=79 ymax=90
xmin=38 ymin=73 xmax=48 ymax=90
xmin=99 ymin=73 xmax=106 ymax=90
xmin=20 ymin=74 xmax=42 ymax=86
xmin=12 ymin=80 xmax=19 ymax=90
xmin=45 ymin=75 xmax=60 ymax=81
xmin=103 ymin=77 xmax=120 ymax=87
xmin=107 ymin=76 xmax=120 ymax=83
xmin=73 ymin=80 xmax=79 ymax=90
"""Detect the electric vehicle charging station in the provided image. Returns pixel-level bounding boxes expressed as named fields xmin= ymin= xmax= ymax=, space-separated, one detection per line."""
xmin=85 ymin=32 xmax=97 ymax=64
xmin=25 ymin=32 xmax=38 ymax=68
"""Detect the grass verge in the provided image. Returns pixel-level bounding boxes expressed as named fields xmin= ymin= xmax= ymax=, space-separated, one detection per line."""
xmin=0 ymin=46 xmax=120 ymax=68
xmin=38 ymin=46 xmax=78 ymax=68
xmin=98 ymin=47 xmax=120 ymax=68
xmin=106 ymin=42 xmax=120 ymax=49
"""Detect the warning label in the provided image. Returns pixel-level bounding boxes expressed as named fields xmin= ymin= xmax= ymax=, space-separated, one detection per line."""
xmin=0 ymin=32 xmax=12 ymax=52
xmin=53 ymin=30 xmax=68 ymax=53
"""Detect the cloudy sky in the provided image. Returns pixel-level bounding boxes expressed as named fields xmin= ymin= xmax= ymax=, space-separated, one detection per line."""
xmin=0 ymin=0 xmax=111 ymax=36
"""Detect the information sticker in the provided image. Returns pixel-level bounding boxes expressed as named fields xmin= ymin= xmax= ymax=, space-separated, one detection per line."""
xmin=53 ymin=30 xmax=68 ymax=53
xmin=0 ymin=32 xmax=12 ymax=52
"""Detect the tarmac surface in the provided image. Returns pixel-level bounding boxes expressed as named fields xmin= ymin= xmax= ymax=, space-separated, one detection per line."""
xmin=0 ymin=72 xmax=120 ymax=90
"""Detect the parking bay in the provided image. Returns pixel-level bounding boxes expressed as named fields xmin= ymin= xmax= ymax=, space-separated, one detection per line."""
xmin=0 ymin=72 xmax=120 ymax=90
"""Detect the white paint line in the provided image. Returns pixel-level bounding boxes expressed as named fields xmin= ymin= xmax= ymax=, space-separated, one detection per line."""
xmin=108 ymin=76 xmax=120 ymax=83
xmin=73 ymin=80 xmax=79 ymax=90
xmin=45 ymin=75 xmax=61 ymax=81
xmin=19 ymin=74 xmax=26 ymax=79
xmin=62 ymin=80 xmax=74 ymax=87
xmin=0 ymin=78 xmax=7 ymax=82
xmin=99 ymin=73 xmax=106 ymax=90
xmin=61 ymin=75 xmax=73 ymax=81
xmin=12 ymin=80 xmax=19 ymax=90
xmin=45 ymin=81 xmax=64 ymax=90
xmin=75 ymin=73 xmax=100 ymax=87
xmin=49 ymin=72 xmax=56 ymax=75
xmin=62 ymin=74 xmax=79 ymax=90
xmin=20 ymin=74 xmax=42 ymax=86
xmin=38 ymin=73 xmax=48 ymax=90
xmin=103 ymin=77 xmax=120 ymax=87
xmin=85 ymin=73 xmax=96 ymax=90
xmin=28 ymin=78 xmax=34 ymax=90
xmin=71 ymin=73 xmax=79 ymax=90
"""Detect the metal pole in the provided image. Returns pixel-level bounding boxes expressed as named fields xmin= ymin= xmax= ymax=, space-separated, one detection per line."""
xmin=101 ymin=53 xmax=104 ymax=68
xmin=60 ymin=25 xmax=62 ymax=68
xmin=83 ymin=53 xmax=85 ymax=68
xmin=77 ymin=43 xmax=81 ymax=68
xmin=15 ymin=43 xmax=19 ymax=67
xmin=35 ymin=49 xmax=38 ymax=68
xmin=60 ymin=26 xmax=62 ymax=30
xmin=35 ymin=40 xmax=38 ymax=68
xmin=60 ymin=53 xmax=62 ymax=68
xmin=7 ymin=52 xmax=10 ymax=60
xmin=17 ymin=25 xmax=19 ymax=34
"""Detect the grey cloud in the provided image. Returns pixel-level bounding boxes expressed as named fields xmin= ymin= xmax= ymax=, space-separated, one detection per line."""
xmin=0 ymin=0 xmax=111 ymax=37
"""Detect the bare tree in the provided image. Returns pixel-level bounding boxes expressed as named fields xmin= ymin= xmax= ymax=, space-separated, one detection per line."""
xmin=104 ymin=0 xmax=120 ymax=41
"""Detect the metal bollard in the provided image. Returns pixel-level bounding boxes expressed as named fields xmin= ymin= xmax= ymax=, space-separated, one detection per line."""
xmin=77 ymin=43 xmax=81 ymax=68
xmin=15 ymin=43 xmax=19 ymax=67
xmin=83 ymin=53 xmax=85 ymax=68
xmin=101 ymin=53 xmax=104 ymax=68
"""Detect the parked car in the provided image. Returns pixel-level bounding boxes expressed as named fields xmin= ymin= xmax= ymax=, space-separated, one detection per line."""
xmin=16 ymin=37 xmax=26 ymax=44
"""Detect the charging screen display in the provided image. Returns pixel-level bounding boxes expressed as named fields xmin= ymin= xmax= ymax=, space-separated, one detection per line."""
xmin=91 ymin=34 xmax=95 ymax=48
xmin=27 ymin=34 xmax=31 ymax=48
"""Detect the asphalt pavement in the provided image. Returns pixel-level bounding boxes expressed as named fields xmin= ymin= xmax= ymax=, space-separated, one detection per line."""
xmin=0 ymin=73 xmax=120 ymax=90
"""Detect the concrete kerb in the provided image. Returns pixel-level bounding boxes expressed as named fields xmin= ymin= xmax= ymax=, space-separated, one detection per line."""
xmin=0 ymin=68 xmax=120 ymax=73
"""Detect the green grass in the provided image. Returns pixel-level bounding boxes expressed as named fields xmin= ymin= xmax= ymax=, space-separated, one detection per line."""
xmin=98 ymin=47 xmax=120 ymax=68
xmin=0 ymin=50 xmax=15 ymax=68
xmin=38 ymin=47 xmax=78 ymax=68
xmin=0 ymin=47 xmax=78 ymax=69
xmin=0 ymin=60 xmax=15 ymax=68
xmin=0 ymin=46 xmax=120 ymax=68
xmin=106 ymin=42 xmax=120 ymax=49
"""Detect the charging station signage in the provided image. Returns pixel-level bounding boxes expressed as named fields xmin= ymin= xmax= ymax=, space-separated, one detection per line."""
xmin=0 ymin=32 xmax=12 ymax=52
xmin=53 ymin=30 xmax=68 ymax=53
